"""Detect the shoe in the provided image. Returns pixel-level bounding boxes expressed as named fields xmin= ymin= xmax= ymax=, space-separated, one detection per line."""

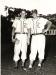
xmin=27 ymin=65 xmax=32 ymax=71
xmin=38 ymin=63 xmax=41 ymax=67
xmin=29 ymin=65 xmax=32 ymax=69
xmin=37 ymin=63 xmax=41 ymax=69
xmin=23 ymin=67 xmax=27 ymax=71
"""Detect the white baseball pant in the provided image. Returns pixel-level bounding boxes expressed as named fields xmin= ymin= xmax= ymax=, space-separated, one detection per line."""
xmin=29 ymin=34 xmax=46 ymax=61
xmin=13 ymin=34 xmax=28 ymax=62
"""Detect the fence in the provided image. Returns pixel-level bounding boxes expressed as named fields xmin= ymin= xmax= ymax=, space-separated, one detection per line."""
xmin=45 ymin=29 xmax=56 ymax=35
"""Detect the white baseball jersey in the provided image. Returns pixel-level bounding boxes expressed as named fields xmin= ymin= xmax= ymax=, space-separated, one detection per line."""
xmin=12 ymin=18 xmax=28 ymax=33
xmin=26 ymin=17 xmax=48 ymax=34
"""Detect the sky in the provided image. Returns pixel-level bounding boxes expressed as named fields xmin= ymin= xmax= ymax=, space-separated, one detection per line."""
xmin=0 ymin=0 xmax=56 ymax=15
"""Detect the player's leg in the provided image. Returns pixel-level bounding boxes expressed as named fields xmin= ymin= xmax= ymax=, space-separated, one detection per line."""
xmin=13 ymin=35 xmax=21 ymax=68
xmin=38 ymin=35 xmax=46 ymax=67
xmin=29 ymin=35 xmax=38 ymax=69
xmin=21 ymin=34 xmax=28 ymax=67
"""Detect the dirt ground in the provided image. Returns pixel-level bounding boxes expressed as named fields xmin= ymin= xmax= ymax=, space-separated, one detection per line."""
xmin=1 ymin=36 xmax=56 ymax=75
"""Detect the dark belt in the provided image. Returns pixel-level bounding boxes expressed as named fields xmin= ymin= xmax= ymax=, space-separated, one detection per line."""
xmin=15 ymin=32 xmax=28 ymax=34
xmin=32 ymin=33 xmax=45 ymax=35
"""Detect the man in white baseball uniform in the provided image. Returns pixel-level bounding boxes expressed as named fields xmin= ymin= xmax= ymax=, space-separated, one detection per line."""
xmin=12 ymin=9 xmax=28 ymax=69
xmin=27 ymin=9 xmax=52 ymax=69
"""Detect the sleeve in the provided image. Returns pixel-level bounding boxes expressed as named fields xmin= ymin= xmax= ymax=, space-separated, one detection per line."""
xmin=12 ymin=19 xmax=17 ymax=28
xmin=38 ymin=18 xmax=48 ymax=28
xmin=41 ymin=18 xmax=48 ymax=26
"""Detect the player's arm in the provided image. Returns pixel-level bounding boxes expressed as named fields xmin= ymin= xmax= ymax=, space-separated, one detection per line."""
xmin=25 ymin=19 xmax=31 ymax=45
xmin=27 ymin=28 xmax=31 ymax=45
xmin=43 ymin=20 xmax=52 ymax=33
xmin=12 ymin=19 xmax=17 ymax=42
xmin=27 ymin=28 xmax=31 ymax=39
xmin=12 ymin=27 xmax=15 ymax=42
xmin=12 ymin=27 xmax=15 ymax=38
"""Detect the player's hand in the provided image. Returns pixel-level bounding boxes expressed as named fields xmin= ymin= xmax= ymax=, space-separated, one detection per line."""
xmin=12 ymin=36 xmax=15 ymax=43
xmin=27 ymin=34 xmax=30 ymax=45
xmin=15 ymin=39 xmax=20 ymax=44
xmin=42 ymin=29 xmax=47 ymax=34
xmin=27 ymin=38 xmax=30 ymax=45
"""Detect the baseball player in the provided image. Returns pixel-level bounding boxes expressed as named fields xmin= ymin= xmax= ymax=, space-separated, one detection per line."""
xmin=12 ymin=9 xmax=28 ymax=68
xmin=27 ymin=9 xmax=52 ymax=69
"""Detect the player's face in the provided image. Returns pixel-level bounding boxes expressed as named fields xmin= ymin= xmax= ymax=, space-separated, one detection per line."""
xmin=32 ymin=13 xmax=37 ymax=18
xmin=21 ymin=11 xmax=26 ymax=18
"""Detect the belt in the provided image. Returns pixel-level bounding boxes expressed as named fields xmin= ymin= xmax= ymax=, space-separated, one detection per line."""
xmin=15 ymin=32 xmax=28 ymax=34
xmin=32 ymin=33 xmax=45 ymax=35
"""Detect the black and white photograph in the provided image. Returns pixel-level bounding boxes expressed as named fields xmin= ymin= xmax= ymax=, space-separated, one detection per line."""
xmin=1 ymin=0 xmax=56 ymax=75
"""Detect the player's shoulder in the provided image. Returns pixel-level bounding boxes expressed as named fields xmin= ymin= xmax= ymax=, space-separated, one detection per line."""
xmin=25 ymin=18 xmax=33 ymax=23
xmin=14 ymin=18 xmax=19 ymax=21
xmin=39 ymin=17 xmax=47 ymax=20
xmin=39 ymin=17 xmax=48 ymax=22
xmin=13 ymin=18 xmax=20 ymax=25
xmin=26 ymin=18 xmax=33 ymax=21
